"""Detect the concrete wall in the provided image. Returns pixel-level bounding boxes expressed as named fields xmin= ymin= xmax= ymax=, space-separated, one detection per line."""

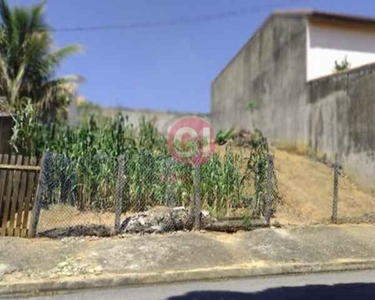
xmin=102 ymin=107 xmax=210 ymax=132
xmin=211 ymin=14 xmax=309 ymax=144
xmin=307 ymin=20 xmax=375 ymax=80
xmin=308 ymin=63 xmax=375 ymax=191
xmin=211 ymin=13 xmax=375 ymax=190
xmin=0 ymin=115 xmax=13 ymax=154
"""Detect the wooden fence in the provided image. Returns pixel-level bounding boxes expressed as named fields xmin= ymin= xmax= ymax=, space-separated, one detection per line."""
xmin=0 ymin=114 xmax=13 ymax=154
xmin=0 ymin=154 xmax=41 ymax=237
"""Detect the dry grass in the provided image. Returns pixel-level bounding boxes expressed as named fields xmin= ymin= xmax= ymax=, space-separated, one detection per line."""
xmin=215 ymin=145 xmax=375 ymax=225
xmin=274 ymin=149 xmax=375 ymax=225
xmin=37 ymin=205 xmax=129 ymax=232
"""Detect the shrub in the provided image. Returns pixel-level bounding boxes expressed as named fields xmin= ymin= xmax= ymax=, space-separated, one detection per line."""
xmin=215 ymin=129 xmax=234 ymax=145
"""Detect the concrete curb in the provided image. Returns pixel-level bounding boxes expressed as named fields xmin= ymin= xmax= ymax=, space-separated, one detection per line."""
xmin=1 ymin=259 xmax=375 ymax=297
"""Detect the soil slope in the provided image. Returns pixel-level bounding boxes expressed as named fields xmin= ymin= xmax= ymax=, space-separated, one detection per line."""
xmin=274 ymin=149 xmax=375 ymax=225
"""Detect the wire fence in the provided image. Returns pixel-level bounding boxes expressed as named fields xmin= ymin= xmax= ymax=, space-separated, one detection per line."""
xmin=34 ymin=148 xmax=278 ymax=237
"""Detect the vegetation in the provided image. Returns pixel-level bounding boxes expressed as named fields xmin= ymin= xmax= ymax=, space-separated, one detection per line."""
xmin=0 ymin=0 xmax=82 ymax=122
xmin=215 ymin=129 xmax=234 ymax=145
xmin=10 ymin=101 xmax=162 ymax=157
xmin=334 ymin=56 xmax=351 ymax=73
xmin=245 ymin=130 xmax=278 ymax=217
xmin=247 ymin=100 xmax=257 ymax=112
xmin=10 ymin=101 xmax=278 ymax=219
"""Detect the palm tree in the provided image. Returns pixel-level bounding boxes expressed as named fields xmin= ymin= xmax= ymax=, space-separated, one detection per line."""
xmin=0 ymin=0 xmax=82 ymax=122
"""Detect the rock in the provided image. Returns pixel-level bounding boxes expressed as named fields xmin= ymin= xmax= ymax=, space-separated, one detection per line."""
xmin=61 ymin=271 xmax=73 ymax=277
xmin=201 ymin=210 xmax=210 ymax=218
xmin=120 ymin=206 xmax=218 ymax=234
xmin=57 ymin=262 xmax=69 ymax=268
xmin=272 ymin=220 xmax=282 ymax=228
xmin=121 ymin=206 xmax=191 ymax=234
xmin=170 ymin=207 xmax=189 ymax=231
xmin=150 ymin=225 xmax=163 ymax=233
xmin=121 ymin=212 xmax=151 ymax=234
xmin=139 ymin=218 xmax=146 ymax=226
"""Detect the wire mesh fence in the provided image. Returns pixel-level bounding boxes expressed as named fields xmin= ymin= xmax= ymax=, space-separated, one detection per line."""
xmin=36 ymin=153 xmax=119 ymax=237
xmin=34 ymin=148 xmax=278 ymax=237
xmin=331 ymin=154 xmax=340 ymax=224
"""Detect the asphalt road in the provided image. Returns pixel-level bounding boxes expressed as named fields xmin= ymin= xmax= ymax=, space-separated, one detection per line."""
xmin=10 ymin=270 xmax=375 ymax=300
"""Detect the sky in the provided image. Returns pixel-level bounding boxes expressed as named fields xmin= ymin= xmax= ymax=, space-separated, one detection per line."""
xmin=10 ymin=0 xmax=375 ymax=113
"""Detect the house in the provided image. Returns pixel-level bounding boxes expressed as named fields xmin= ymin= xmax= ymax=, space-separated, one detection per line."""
xmin=211 ymin=10 xmax=375 ymax=190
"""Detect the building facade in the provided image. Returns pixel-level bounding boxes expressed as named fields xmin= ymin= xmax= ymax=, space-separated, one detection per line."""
xmin=211 ymin=11 xmax=375 ymax=190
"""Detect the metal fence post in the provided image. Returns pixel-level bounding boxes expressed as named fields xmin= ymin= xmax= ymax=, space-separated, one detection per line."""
xmin=29 ymin=153 xmax=49 ymax=238
xmin=114 ymin=155 xmax=124 ymax=233
xmin=194 ymin=164 xmax=201 ymax=230
xmin=265 ymin=154 xmax=274 ymax=226
xmin=331 ymin=154 xmax=339 ymax=224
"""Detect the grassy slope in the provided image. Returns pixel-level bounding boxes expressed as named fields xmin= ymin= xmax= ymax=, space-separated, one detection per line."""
xmin=274 ymin=149 xmax=375 ymax=225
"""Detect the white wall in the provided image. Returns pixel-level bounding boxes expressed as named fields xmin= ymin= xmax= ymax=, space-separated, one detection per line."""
xmin=307 ymin=22 xmax=375 ymax=81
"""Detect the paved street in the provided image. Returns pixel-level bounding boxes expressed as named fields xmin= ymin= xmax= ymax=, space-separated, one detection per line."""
xmin=10 ymin=270 xmax=375 ymax=300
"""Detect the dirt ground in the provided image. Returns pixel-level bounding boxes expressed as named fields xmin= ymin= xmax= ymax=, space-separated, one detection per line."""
xmin=38 ymin=205 xmax=117 ymax=231
xmin=274 ymin=149 xmax=375 ymax=225
xmin=215 ymin=144 xmax=375 ymax=225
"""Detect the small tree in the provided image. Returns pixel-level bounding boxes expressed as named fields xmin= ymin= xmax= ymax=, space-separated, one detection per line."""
xmin=10 ymin=100 xmax=48 ymax=156
xmin=0 ymin=0 xmax=82 ymax=122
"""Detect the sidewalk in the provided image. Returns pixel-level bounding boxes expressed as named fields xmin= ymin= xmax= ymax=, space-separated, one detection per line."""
xmin=1 ymin=225 xmax=375 ymax=295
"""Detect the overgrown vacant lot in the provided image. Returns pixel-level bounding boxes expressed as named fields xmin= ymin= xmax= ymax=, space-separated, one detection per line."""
xmin=35 ymin=146 xmax=375 ymax=234
xmin=274 ymin=149 xmax=375 ymax=225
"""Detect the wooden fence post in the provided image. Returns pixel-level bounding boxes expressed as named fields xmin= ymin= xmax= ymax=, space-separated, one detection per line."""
xmin=29 ymin=153 xmax=48 ymax=238
xmin=0 ymin=155 xmax=15 ymax=236
xmin=331 ymin=154 xmax=339 ymax=224
xmin=114 ymin=155 xmax=124 ymax=233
